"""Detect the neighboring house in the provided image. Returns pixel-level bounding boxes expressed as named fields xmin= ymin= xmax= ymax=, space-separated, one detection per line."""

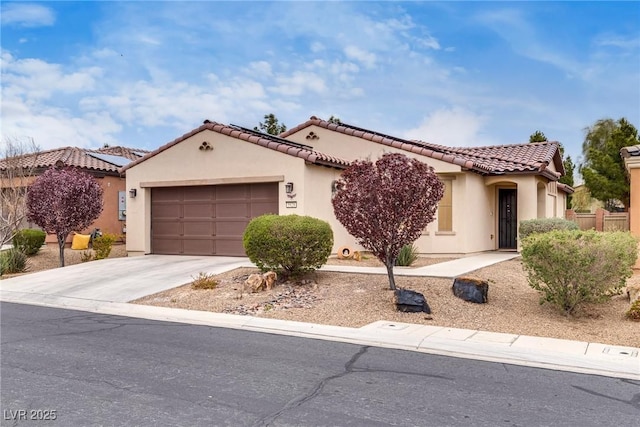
xmin=621 ymin=144 xmax=640 ymax=268
xmin=0 ymin=146 xmax=149 ymax=244
xmin=122 ymin=117 xmax=572 ymax=257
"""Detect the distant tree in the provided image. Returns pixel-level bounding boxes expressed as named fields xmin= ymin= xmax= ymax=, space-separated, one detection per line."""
xmin=26 ymin=168 xmax=103 ymax=267
xmin=580 ymin=118 xmax=639 ymax=210
xmin=254 ymin=113 xmax=287 ymax=135
xmin=332 ymin=153 xmax=444 ymax=290
xmin=529 ymin=130 xmax=575 ymax=206
xmin=328 ymin=115 xmax=342 ymax=124
xmin=529 ymin=130 xmax=548 ymax=143
xmin=0 ymin=137 xmax=40 ymax=246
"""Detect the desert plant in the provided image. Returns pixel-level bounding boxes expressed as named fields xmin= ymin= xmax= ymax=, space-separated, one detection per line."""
xmin=519 ymin=218 xmax=579 ymax=240
xmin=80 ymin=250 xmax=94 ymax=263
xmin=191 ymin=272 xmax=218 ymax=290
xmin=243 ymin=214 xmax=333 ymax=278
xmin=395 ymin=244 xmax=419 ymax=266
xmin=521 ymin=229 xmax=638 ymax=316
xmin=12 ymin=228 xmax=46 ymax=256
xmin=626 ymin=300 xmax=640 ymax=321
xmin=26 ymin=167 xmax=103 ymax=267
xmin=0 ymin=248 xmax=28 ymax=275
xmin=92 ymin=233 xmax=117 ymax=260
xmin=332 ymin=153 xmax=444 ymax=290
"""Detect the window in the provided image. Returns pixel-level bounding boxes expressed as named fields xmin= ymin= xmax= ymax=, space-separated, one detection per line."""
xmin=438 ymin=179 xmax=453 ymax=232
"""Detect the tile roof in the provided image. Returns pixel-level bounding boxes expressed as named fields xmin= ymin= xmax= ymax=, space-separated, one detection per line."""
xmin=120 ymin=120 xmax=351 ymax=173
xmin=281 ymin=116 xmax=564 ymax=180
xmin=621 ymin=144 xmax=640 ymax=157
xmin=0 ymin=146 xmax=149 ymax=174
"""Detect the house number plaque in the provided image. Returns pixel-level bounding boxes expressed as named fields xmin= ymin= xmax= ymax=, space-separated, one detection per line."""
xmin=286 ymin=201 xmax=297 ymax=208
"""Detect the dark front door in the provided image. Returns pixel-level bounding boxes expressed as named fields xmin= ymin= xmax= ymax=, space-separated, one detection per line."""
xmin=498 ymin=189 xmax=517 ymax=249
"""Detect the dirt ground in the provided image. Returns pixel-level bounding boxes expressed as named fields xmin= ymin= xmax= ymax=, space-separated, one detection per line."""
xmin=134 ymin=257 xmax=640 ymax=348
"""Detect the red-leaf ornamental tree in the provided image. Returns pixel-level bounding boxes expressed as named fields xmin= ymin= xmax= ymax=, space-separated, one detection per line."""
xmin=332 ymin=153 xmax=444 ymax=290
xmin=26 ymin=167 xmax=103 ymax=267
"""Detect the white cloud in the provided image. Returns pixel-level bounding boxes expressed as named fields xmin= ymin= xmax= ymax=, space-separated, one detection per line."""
xmin=310 ymin=42 xmax=325 ymax=52
xmin=404 ymin=107 xmax=488 ymax=146
xmin=271 ymin=71 xmax=327 ymax=96
xmin=344 ymin=46 xmax=377 ymax=68
xmin=1 ymin=3 xmax=55 ymax=27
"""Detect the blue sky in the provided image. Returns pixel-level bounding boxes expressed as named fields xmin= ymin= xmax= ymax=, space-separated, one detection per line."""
xmin=1 ymin=1 xmax=639 ymax=169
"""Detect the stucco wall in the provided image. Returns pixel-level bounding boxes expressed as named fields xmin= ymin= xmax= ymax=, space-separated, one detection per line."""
xmin=125 ymin=130 xmax=305 ymax=255
xmin=626 ymin=160 xmax=640 ymax=269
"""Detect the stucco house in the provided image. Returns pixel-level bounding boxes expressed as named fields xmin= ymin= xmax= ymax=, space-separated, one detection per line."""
xmin=0 ymin=145 xmax=148 ymax=244
xmin=122 ymin=117 xmax=571 ymax=257
xmin=621 ymin=144 xmax=640 ymax=268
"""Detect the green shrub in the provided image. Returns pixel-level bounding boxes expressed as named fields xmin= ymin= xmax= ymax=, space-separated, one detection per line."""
xmin=627 ymin=300 xmax=640 ymax=321
xmin=519 ymin=218 xmax=579 ymax=240
xmin=243 ymin=214 xmax=333 ymax=278
xmin=191 ymin=272 xmax=218 ymax=290
xmin=0 ymin=248 xmax=28 ymax=276
xmin=521 ymin=230 xmax=638 ymax=316
xmin=396 ymin=244 xmax=419 ymax=266
xmin=92 ymin=233 xmax=117 ymax=260
xmin=80 ymin=250 xmax=94 ymax=263
xmin=12 ymin=229 xmax=46 ymax=256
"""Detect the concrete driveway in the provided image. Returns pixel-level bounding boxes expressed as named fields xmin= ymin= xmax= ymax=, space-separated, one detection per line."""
xmin=0 ymin=255 xmax=252 ymax=302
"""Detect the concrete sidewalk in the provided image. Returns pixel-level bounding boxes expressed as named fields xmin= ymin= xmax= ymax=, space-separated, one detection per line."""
xmin=1 ymin=253 xmax=638 ymax=380
xmin=320 ymin=252 xmax=520 ymax=278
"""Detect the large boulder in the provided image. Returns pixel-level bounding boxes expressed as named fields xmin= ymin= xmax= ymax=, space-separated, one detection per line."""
xmin=394 ymin=289 xmax=431 ymax=313
xmin=452 ymin=276 xmax=488 ymax=304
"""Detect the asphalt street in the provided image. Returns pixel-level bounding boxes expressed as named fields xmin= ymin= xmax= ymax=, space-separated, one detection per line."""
xmin=1 ymin=302 xmax=638 ymax=426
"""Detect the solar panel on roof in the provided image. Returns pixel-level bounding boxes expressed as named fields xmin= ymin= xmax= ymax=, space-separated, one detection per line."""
xmin=87 ymin=152 xmax=133 ymax=167
xmin=229 ymin=124 xmax=314 ymax=150
xmin=132 ymin=151 xmax=147 ymax=157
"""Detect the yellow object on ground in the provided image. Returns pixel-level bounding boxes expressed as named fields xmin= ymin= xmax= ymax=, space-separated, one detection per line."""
xmin=71 ymin=234 xmax=91 ymax=250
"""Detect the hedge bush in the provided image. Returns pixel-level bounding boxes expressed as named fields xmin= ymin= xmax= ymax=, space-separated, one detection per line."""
xmin=0 ymin=248 xmax=28 ymax=276
xmin=243 ymin=214 xmax=333 ymax=278
xmin=12 ymin=229 xmax=46 ymax=256
xmin=521 ymin=230 xmax=638 ymax=316
xmin=519 ymin=218 xmax=579 ymax=240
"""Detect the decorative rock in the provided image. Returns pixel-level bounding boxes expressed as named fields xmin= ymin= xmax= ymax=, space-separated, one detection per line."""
xmin=394 ymin=289 xmax=431 ymax=313
xmin=452 ymin=276 xmax=488 ymax=304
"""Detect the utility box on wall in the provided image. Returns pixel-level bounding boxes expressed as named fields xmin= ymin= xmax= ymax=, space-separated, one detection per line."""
xmin=118 ymin=191 xmax=126 ymax=221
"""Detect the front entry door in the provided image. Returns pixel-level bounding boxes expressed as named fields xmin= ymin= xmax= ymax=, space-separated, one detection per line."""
xmin=498 ymin=189 xmax=517 ymax=249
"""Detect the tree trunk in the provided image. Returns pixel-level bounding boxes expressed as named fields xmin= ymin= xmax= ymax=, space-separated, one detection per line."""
xmin=57 ymin=233 xmax=66 ymax=267
xmin=384 ymin=260 xmax=396 ymax=290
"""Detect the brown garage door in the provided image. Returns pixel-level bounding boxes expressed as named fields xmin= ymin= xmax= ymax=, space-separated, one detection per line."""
xmin=151 ymin=183 xmax=278 ymax=256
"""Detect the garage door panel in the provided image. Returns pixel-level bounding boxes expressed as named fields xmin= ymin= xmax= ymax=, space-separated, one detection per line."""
xmin=216 ymin=202 xmax=249 ymax=218
xmin=182 ymin=239 xmax=215 ymax=255
xmin=183 ymin=221 xmax=213 ymax=236
xmin=153 ymin=204 xmax=182 ymax=218
xmin=153 ymin=238 xmax=182 ymax=254
xmin=153 ymin=221 xmax=181 ymax=236
xmin=183 ymin=203 xmax=213 ymax=218
xmin=215 ymin=239 xmax=245 ymax=257
xmin=216 ymin=185 xmax=248 ymax=200
xmin=151 ymin=183 xmax=278 ymax=256
xmin=183 ymin=186 xmax=213 ymax=201
xmin=153 ymin=189 xmax=180 ymax=202
xmin=251 ymin=201 xmax=278 ymax=217
xmin=215 ymin=220 xmax=248 ymax=236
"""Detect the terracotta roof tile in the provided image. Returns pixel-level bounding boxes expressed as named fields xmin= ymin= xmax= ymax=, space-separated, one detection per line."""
xmin=281 ymin=116 xmax=564 ymax=179
xmin=621 ymin=144 xmax=640 ymax=157
xmin=120 ymin=121 xmax=350 ymax=173
xmin=0 ymin=146 xmax=149 ymax=174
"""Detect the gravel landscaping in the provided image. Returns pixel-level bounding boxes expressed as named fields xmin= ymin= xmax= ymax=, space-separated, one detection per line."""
xmin=133 ymin=256 xmax=640 ymax=348
xmin=5 ymin=246 xmax=638 ymax=348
